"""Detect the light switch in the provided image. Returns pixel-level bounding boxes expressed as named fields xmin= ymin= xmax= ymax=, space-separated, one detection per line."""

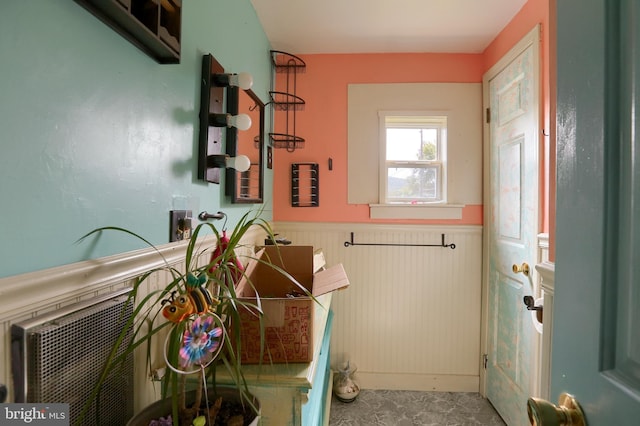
xmin=169 ymin=210 xmax=192 ymax=242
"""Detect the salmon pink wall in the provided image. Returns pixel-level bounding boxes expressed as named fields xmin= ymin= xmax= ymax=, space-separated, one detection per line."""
xmin=272 ymin=53 xmax=484 ymax=224
xmin=271 ymin=0 xmax=554 ymax=254
xmin=482 ymin=0 xmax=554 ymax=260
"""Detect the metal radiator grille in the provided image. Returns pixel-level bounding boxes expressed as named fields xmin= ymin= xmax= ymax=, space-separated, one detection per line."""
xmin=12 ymin=288 xmax=134 ymax=425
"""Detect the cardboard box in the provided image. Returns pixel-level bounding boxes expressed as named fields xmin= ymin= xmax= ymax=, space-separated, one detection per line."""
xmin=236 ymin=245 xmax=350 ymax=363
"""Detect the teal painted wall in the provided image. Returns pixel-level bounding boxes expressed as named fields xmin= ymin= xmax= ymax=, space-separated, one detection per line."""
xmin=0 ymin=0 xmax=272 ymax=278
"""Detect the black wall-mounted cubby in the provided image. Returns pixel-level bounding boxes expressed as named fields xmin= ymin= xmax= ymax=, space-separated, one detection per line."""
xmin=75 ymin=0 xmax=181 ymax=64
xmin=291 ymin=163 xmax=319 ymax=207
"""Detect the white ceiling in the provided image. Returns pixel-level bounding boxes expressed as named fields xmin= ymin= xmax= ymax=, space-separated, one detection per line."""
xmin=250 ymin=0 xmax=528 ymax=54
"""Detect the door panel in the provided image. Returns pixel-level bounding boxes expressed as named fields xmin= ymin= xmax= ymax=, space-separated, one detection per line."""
xmin=486 ymin=26 xmax=540 ymax=426
xmin=553 ymin=0 xmax=640 ymax=423
xmin=498 ymin=137 xmax=523 ymax=240
xmin=493 ymin=273 xmax=524 ymax=384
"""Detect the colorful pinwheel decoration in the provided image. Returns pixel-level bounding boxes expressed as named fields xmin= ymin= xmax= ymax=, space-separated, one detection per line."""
xmin=179 ymin=315 xmax=223 ymax=368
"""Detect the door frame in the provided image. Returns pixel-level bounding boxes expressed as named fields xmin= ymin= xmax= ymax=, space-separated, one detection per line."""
xmin=480 ymin=24 xmax=543 ymax=398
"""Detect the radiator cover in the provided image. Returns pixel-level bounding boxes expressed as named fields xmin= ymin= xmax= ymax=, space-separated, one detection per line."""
xmin=11 ymin=288 xmax=134 ymax=425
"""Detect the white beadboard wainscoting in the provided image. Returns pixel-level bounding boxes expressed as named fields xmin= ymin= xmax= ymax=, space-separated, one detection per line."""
xmin=0 ymin=227 xmax=264 ymax=412
xmin=274 ymin=222 xmax=483 ymax=392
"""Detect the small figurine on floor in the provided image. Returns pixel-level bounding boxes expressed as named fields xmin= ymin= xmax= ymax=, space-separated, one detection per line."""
xmin=333 ymin=360 xmax=360 ymax=403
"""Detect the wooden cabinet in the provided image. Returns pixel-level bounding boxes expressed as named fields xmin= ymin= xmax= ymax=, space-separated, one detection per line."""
xmin=75 ymin=0 xmax=181 ymax=63
xmin=218 ymin=293 xmax=334 ymax=425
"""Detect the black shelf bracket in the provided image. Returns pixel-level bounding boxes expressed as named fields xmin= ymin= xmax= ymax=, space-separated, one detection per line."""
xmin=344 ymin=232 xmax=456 ymax=249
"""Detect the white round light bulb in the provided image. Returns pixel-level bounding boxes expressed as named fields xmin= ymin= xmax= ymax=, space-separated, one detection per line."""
xmin=231 ymin=72 xmax=253 ymax=90
xmin=227 ymin=155 xmax=251 ymax=172
xmin=228 ymin=113 xmax=252 ymax=131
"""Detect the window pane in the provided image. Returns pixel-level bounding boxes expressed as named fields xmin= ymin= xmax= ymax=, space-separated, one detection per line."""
xmin=387 ymin=128 xmax=438 ymax=161
xmin=422 ymin=129 xmax=438 ymax=160
xmin=387 ymin=166 xmax=439 ymax=201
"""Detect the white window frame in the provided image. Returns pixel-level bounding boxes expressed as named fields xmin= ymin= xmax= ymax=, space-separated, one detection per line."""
xmin=379 ymin=111 xmax=448 ymax=204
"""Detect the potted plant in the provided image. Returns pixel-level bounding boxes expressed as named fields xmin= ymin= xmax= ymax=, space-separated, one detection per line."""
xmin=75 ymin=210 xmax=300 ymax=426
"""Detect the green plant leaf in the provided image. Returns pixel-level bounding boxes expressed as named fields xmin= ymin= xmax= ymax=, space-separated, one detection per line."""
xmin=76 ymin=209 xmax=318 ymax=425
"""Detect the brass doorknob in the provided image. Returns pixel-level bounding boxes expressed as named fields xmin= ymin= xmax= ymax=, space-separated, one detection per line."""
xmin=513 ymin=262 xmax=530 ymax=276
xmin=527 ymin=393 xmax=586 ymax=425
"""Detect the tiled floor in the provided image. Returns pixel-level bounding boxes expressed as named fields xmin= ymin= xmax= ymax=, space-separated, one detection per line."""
xmin=329 ymin=390 xmax=507 ymax=426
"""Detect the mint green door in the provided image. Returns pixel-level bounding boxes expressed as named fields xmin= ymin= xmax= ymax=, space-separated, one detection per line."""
xmin=485 ymin=26 xmax=540 ymax=426
xmin=553 ymin=0 xmax=640 ymax=423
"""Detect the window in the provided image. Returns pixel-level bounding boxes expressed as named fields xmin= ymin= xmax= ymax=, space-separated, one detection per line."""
xmin=380 ymin=113 xmax=447 ymax=204
xmin=347 ymin=83 xmax=481 ymax=220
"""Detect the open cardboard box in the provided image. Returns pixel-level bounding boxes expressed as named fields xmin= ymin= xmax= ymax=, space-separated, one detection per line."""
xmin=235 ymin=245 xmax=350 ymax=363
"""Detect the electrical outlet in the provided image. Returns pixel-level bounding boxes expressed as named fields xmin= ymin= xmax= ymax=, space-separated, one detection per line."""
xmin=169 ymin=210 xmax=192 ymax=242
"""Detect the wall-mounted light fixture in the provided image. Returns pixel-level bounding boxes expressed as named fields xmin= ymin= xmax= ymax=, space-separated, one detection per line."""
xmin=198 ymin=54 xmax=254 ymax=184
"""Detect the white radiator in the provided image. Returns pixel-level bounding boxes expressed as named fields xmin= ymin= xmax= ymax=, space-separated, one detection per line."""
xmin=11 ymin=288 xmax=134 ymax=425
xmin=274 ymin=222 xmax=483 ymax=392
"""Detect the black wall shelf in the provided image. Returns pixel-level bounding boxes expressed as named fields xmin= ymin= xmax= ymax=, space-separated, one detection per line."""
xmin=75 ymin=0 xmax=181 ymax=64
xmin=270 ymin=133 xmax=305 ymax=151
xmin=269 ymin=50 xmax=306 ymax=151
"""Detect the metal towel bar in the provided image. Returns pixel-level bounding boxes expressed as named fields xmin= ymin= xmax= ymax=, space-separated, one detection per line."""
xmin=344 ymin=232 xmax=456 ymax=249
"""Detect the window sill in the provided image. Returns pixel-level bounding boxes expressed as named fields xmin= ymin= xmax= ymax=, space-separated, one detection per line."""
xmin=369 ymin=204 xmax=464 ymax=220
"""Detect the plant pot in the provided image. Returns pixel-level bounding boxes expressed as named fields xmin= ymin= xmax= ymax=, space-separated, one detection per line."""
xmin=127 ymin=386 xmax=260 ymax=426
